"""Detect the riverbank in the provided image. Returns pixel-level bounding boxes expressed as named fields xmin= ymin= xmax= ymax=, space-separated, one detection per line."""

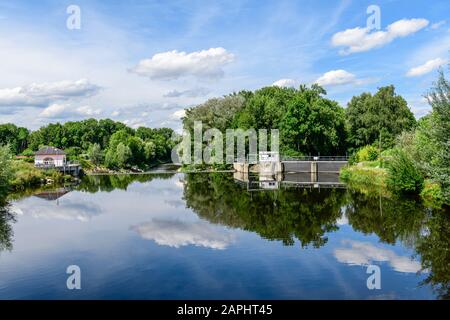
xmin=9 ymin=160 xmax=76 ymax=191
xmin=340 ymin=162 xmax=446 ymax=208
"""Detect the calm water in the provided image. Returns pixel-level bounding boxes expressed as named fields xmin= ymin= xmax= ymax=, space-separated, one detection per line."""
xmin=0 ymin=172 xmax=449 ymax=299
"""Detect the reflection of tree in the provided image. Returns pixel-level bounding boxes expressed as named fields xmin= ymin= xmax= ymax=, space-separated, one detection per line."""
xmin=0 ymin=195 xmax=15 ymax=252
xmin=345 ymin=189 xmax=450 ymax=299
xmin=344 ymin=191 xmax=426 ymax=246
xmin=76 ymin=173 xmax=175 ymax=193
xmin=416 ymin=211 xmax=450 ymax=299
xmin=183 ymin=173 xmax=346 ymax=248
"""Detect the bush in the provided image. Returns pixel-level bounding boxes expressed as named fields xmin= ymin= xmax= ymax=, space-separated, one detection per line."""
xmin=387 ymin=149 xmax=424 ymax=195
xmin=420 ymin=180 xmax=445 ymax=208
xmin=357 ymin=145 xmax=380 ymax=162
xmin=349 ymin=145 xmax=380 ymax=165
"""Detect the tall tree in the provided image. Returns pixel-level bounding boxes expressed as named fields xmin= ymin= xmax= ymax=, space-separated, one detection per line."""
xmin=346 ymin=85 xmax=416 ymax=150
xmin=427 ymin=69 xmax=450 ymax=202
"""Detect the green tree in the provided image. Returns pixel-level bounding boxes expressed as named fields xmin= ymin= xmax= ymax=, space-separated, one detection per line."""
xmin=280 ymin=85 xmax=347 ymax=155
xmin=427 ymin=70 xmax=450 ymax=202
xmin=88 ymin=143 xmax=103 ymax=165
xmin=0 ymin=145 xmax=12 ymax=192
xmin=0 ymin=124 xmax=29 ymax=154
xmin=115 ymin=143 xmax=132 ymax=168
xmin=346 ymin=85 xmax=416 ymax=150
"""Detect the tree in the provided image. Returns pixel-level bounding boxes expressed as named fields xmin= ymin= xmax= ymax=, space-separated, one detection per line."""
xmin=280 ymin=85 xmax=347 ymax=155
xmin=116 ymin=143 xmax=132 ymax=168
xmin=0 ymin=124 xmax=29 ymax=154
xmin=88 ymin=143 xmax=103 ymax=165
xmin=0 ymin=145 xmax=12 ymax=192
xmin=346 ymin=85 xmax=416 ymax=150
xmin=427 ymin=69 xmax=450 ymax=202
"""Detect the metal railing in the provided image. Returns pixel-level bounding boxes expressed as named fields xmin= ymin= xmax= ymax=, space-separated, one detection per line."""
xmin=281 ymin=155 xmax=349 ymax=161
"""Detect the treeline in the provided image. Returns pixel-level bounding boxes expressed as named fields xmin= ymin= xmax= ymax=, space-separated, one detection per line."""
xmin=0 ymin=119 xmax=175 ymax=170
xmin=182 ymin=69 xmax=449 ymax=205
xmin=183 ymin=84 xmax=415 ymax=156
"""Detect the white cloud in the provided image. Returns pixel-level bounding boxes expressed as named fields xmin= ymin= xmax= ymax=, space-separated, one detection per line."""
xmin=164 ymin=87 xmax=210 ymax=98
xmin=272 ymin=78 xmax=297 ymax=88
xmin=332 ymin=18 xmax=429 ymax=54
xmin=406 ymin=58 xmax=448 ymax=77
xmin=316 ymin=69 xmax=367 ymax=86
xmin=334 ymin=240 xmax=423 ymax=273
xmin=12 ymin=199 xmax=102 ymax=222
xmin=39 ymin=103 xmax=102 ymax=119
xmin=131 ymin=219 xmax=236 ymax=250
xmin=430 ymin=20 xmax=446 ymax=30
xmin=0 ymin=79 xmax=100 ymax=108
xmin=130 ymin=47 xmax=235 ymax=80
xmin=171 ymin=109 xmax=186 ymax=119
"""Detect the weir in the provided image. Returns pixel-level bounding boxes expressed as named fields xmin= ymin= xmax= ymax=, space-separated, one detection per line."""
xmin=233 ymin=152 xmax=348 ymax=175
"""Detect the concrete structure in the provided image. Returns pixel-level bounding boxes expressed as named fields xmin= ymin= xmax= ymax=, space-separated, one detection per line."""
xmin=234 ymin=153 xmax=348 ymax=175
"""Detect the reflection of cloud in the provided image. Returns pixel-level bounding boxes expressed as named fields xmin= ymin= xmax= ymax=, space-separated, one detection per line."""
xmin=334 ymin=240 xmax=422 ymax=273
xmin=12 ymin=199 xmax=102 ymax=222
xmin=164 ymin=199 xmax=186 ymax=208
xmin=336 ymin=213 xmax=348 ymax=225
xmin=131 ymin=219 xmax=236 ymax=250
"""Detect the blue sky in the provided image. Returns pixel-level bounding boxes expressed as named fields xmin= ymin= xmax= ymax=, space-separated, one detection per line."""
xmin=0 ymin=0 xmax=449 ymax=131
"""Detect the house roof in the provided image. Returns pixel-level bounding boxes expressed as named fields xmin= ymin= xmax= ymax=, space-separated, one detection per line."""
xmin=35 ymin=146 xmax=66 ymax=155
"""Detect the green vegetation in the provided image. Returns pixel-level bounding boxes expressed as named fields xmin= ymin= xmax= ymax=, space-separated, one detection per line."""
xmin=386 ymin=149 xmax=424 ymax=195
xmin=346 ymin=85 xmax=416 ymax=150
xmin=342 ymin=69 xmax=450 ymax=206
xmin=183 ymin=85 xmax=347 ymax=157
xmin=0 ymin=146 xmax=12 ymax=194
xmin=0 ymin=119 xmax=175 ymax=173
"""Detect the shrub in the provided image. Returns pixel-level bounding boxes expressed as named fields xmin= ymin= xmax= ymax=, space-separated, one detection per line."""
xmin=387 ymin=149 xmax=424 ymax=195
xmin=357 ymin=145 xmax=380 ymax=162
xmin=420 ymin=180 xmax=444 ymax=208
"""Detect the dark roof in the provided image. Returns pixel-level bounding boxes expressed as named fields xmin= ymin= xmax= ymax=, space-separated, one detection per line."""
xmin=35 ymin=146 xmax=66 ymax=155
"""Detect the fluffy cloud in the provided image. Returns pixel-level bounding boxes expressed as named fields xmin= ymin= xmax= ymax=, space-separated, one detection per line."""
xmin=171 ymin=109 xmax=186 ymax=119
xmin=131 ymin=219 xmax=236 ymax=250
xmin=272 ymin=78 xmax=298 ymax=88
xmin=39 ymin=103 xmax=102 ymax=119
xmin=406 ymin=58 xmax=447 ymax=77
xmin=130 ymin=47 xmax=235 ymax=80
xmin=332 ymin=18 xmax=429 ymax=54
xmin=164 ymin=87 xmax=210 ymax=98
xmin=334 ymin=240 xmax=423 ymax=273
xmin=315 ymin=69 xmax=368 ymax=86
xmin=12 ymin=199 xmax=102 ymax=222
xmin=0 ymin=79 xmax=100 ymax=108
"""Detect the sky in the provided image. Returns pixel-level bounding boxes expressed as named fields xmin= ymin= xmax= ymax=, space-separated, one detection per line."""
xmin=0 ymin=0 xmax=449 ymax=132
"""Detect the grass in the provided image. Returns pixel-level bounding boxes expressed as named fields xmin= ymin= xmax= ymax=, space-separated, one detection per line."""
xmin=340 ymin=161 xmax=447 ymax=207
xmin=9 ymin=160 xmax=71 ymax=190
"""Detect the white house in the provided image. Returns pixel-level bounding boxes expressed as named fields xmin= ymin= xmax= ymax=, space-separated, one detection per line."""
xmin=34 ymin=146 xmax=67 ymax=167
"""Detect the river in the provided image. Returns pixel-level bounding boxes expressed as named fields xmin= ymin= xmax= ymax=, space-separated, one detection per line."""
xmin=0 ymin=172 xmax=448 ymax=299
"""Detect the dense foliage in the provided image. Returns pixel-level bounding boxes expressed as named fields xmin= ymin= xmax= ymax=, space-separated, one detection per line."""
xmin=0 ymin=119 xmax=175 ymax=171
xmin=346 ymin=85 xmax=416 ymax=150
xmin=387 ymin=149 xmax=424 ymax=195
xmin=183 ymin=85 xmax=347 ymax=157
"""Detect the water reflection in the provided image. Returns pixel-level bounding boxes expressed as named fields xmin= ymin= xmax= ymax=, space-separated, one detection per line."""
xmin=334 ymin=240 xmax=422 ymax=273
xmin=0 ymin=195 xmax=15 ymax=252
xmin=184 ymin=173 xmax=346 ymax=248
xmin=1 ymin=172 xmax=449 ymax=299
xmin=131 ymin=219 xmax=236 ymax=250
